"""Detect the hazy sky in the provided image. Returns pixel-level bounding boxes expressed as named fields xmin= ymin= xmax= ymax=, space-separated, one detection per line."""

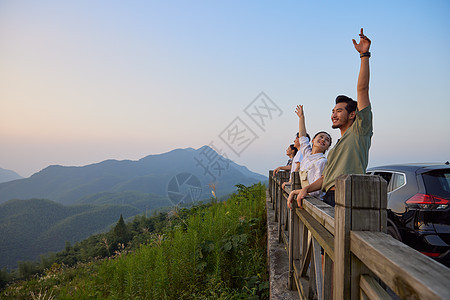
xmin=1 ymin=0 xmax=449 ymax=178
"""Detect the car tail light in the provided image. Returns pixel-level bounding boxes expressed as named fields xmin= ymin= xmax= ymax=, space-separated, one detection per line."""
xmin=420 ymin=251 xmax=441 ymax=257
xmin=406 ymin=193 xmax=450 ymax=210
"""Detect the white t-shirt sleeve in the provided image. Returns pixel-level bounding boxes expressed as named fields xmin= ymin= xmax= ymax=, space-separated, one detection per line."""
xmin=309 ymin=157 xmax=327 ymax=184
xmin=299 ymin=136 xmax=311 ymax=159
xmin=291 ymin=150 xmax=302 ymax=173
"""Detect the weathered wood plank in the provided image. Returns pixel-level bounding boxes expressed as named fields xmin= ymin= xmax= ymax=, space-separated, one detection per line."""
xmin=309 ymin=248 xmax=317 ymax=299
xmin=351 ymin=231 xmax=450 ymax=300
xmin=333 ymin=174 xmax=352 ymax=300
xmin=292 ymin=212 xmax=300 ymax=263
xmin=322 ymin=253 xmax=333 ymax=300
xmin=288 ymin=202 xmax=297 ymax=290
xmin=312 ymin=238 xmax=323 ymax=300
xmin=351 ymin=175 xmax=382 ymax=209
xmin=297 ymin=278 xmax=309 ymax=300
xmin=351 ymin=252 xmax=370 ymax=300
xmin=360 ymin=290 xmax=369 ymax=300
xmin=334 ymin=174 xmax=387 ymax=300
xmin=282 ymin=230 xmax=289 ymax=249
xmin=349 ymin=177 xmax=385 ymax=300
xmin=300 ymin=235 xmax=312 ymax=277
xmin=274 ymin=177 xmax=279 ymax=221
xmin=301 ymin=224 xmax=308 ymax=261
xmin=302 ymin=196 xmax=335 ymax=236
xmin=269 ymin=170 xmax=273 ymax=199
xmin=283 ymin=199 xmax=289 ymax=232
xmin=296 ymin=209 xmax=334 ymax=260
xmin=293 ymin=259 xmax=308 ymax=300
xmin=293 ymin=171 xmax=301 ymax=190
xmin=277 ymin=181 xmax=282 ymax=241
xmin=359 ymin=274 xmax=392 ymax=300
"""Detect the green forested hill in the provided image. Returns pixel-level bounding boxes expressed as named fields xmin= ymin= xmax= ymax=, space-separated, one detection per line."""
xmin=76 ymin=190 xmax=169 ymax=210
xmin=0 ymin=198 xmax=142 ymax=269
xmin=1 ymin=183 xmax=269 ymax=299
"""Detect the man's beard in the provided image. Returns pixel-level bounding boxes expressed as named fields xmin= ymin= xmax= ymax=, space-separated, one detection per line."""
xmin=331 ymin=116 xmax=348 ymax=129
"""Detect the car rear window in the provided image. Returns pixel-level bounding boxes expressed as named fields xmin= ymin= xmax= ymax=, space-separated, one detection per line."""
xmin=422 ymin=170 xmax=450 ymax=199
xmin=392 ymin=173 xmax=405 ymax=191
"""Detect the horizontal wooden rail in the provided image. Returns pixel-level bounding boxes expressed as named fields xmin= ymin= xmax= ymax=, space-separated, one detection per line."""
xmin=296 ymin=209 xmax=334 ymax=260
xmin=359 ymin=274 xmax=391 ymax=300
xmin=302 ymin=196 xmax=335 ymax=236
xmin=351 ymin=231 xmax=450 ymax=299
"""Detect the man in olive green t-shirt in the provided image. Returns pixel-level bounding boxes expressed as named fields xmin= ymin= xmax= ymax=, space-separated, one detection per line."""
xmin=294 ymin=28 xmax=373 ymax=207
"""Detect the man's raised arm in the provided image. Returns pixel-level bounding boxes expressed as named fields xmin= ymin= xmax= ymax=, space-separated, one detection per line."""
xmin=352 ymin=28 xmax=371 ymax=111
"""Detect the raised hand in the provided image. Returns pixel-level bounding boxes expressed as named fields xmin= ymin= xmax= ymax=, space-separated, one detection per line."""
xmin=295 ymin=105 xmax=304 ymax=118
xmin=352 ymin=28 xmax=371 ymax=54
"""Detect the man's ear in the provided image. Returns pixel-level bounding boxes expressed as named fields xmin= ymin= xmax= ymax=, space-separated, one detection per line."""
xmin=349 ymin=111 xmax=356 ymax=121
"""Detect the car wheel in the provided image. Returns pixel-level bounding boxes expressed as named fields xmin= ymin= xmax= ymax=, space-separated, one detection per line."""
xmin=387 ymin=226 xmax=402 ymax=242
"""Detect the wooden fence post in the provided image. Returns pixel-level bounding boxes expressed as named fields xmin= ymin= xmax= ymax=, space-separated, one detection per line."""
xmin=292 ymin=171 xmax=301 ymax=190
xmin=333 ymin=174 xmax=387 ymax=300
xmin=288 ymin=200 xmax=297 ymax=290
xmin=277 ymin=172 xmax=283 ymax=243
xmin=274 ymin=172 xmax=280 ymax=222
xmin=288 ymin=172 xmax=302 ymax=290
xmin=269 ymin=170 xmax=273 ymax=204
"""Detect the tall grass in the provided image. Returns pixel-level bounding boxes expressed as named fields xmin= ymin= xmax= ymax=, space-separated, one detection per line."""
xmin=2 ymin=183 xmax=268 ymax=299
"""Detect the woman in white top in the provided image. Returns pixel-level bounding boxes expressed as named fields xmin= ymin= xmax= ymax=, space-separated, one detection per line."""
xmin=288 ymin=105 xmax=332 ymax=208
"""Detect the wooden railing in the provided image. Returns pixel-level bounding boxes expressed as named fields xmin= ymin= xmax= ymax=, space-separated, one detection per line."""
xmin=268 ymin=170 xmax=450 ymax=300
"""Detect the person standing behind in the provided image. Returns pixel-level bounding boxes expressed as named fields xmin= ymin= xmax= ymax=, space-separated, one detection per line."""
xmin=293 ymin=28 xmax=373 ymax=208
xmin=286 ymin=144 xmax=298 ymax=166
xmin=273 ymin=133 xmax=303 ymax=189
xmin=287 ymin=105 xmax=332 ymax=208
xmin=274 ymin=143 xmax=298 ymax=174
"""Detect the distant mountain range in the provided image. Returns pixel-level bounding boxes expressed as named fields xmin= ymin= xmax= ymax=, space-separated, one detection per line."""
xmin=0 ymin=146 xmax=267 ymax=269
xmin=0 ymin=168 xmax=23 ymax=184
xmin=0 ymin=146 xmax=266 ymax=205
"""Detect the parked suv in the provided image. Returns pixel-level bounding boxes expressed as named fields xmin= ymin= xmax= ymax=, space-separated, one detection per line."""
xmin=367 ymin=163 xmax=450 ymax=267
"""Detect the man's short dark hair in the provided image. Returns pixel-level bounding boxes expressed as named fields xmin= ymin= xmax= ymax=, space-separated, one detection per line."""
xmin=289 ymin=144 xmax=298 ymax=156
xmin=336 ymin=95 xmax=357 ymax=114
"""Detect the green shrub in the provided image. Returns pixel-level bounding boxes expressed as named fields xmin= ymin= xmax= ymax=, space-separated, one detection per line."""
xmin=1 ymin=183 xmax=269 ymax=299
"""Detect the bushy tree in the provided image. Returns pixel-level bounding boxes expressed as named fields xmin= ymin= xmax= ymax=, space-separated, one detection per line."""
xmin=17 ymin=261 xmax=39 ymax=279
xmin=40 ymin=252 xmax=56 ymax=270
xmin=113 ymin=214 xmax=131 ymax=247
xmin=0 ymin=268 xmax=11 ymax=290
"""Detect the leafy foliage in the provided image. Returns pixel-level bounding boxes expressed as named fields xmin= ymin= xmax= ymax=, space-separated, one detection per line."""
xmin=1 ymin=183 xmax=269 ymax=299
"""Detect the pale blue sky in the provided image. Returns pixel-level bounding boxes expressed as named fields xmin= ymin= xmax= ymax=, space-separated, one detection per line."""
xmin=1 ymin=0 xmax=449 ymax=178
